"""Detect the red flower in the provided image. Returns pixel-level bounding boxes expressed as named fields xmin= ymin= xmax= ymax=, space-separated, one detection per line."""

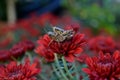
xmin=18 ymin=40 xmax=35 ymax=51
xmin=82 ymin=51 xmax=120 ymax=80
xmin=116 ymin=41 xmax=120 ymax=51
xmin=35 ymin=33 xmax=86 ymax=62
xmin=88 ymin=36 xmax=116 ymax=53
xmin=9 ymin=40 xmax=35 ymax=59
xmin=0 ymin=60 xmax=40 ymax=80
xmin=64 ymin=23 xmax=80 ymax=33
xmin=10 ymin=44 xmax=25 ymax=58
xmin=0 ymin=50 xmax=11 ymax=61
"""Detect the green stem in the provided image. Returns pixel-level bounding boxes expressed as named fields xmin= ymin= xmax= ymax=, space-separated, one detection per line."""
xmin=82 ymin=76 xmax=89 ymax=80
xmin=52 ymin=63 xmax=61 ymax=78
xmin=26 ymin=51 xmax=32 ymax=62
xmin=54 ymin=53 xmax=68 ymax=80
xmin=11 ymin=56 xmax=17 ymax=61
xmin=62 ymin=56 xmax=74 ymax=80
xmin=38 ymin=74 xmax=47 ymax=80
xmin=10 ymin=56 xmax=21 ymax=64
xmin=73 ymin=62 xmax=79 ymax=80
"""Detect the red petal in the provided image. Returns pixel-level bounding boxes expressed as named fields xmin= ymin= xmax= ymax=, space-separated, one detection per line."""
xmin=82 ymin=68 xmax=91 ymax=74
xmin=65 ymin=55 xmax=75 ymax=62
xmin=99 ymin=51 xmax=104 ymax=58
xmin=113 ymin=50 xmax=120 ymax=60
xmin=75 ymin=48 xmax=83 ymax=54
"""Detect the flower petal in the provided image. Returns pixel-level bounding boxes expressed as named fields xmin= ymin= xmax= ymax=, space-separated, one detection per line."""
xmin=65 ymin=55 xmax=75 ymax=62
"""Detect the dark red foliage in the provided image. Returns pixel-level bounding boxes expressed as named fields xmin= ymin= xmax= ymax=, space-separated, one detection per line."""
xmin=82 ymin=51 xmax=120 ymax=80
xmin=35 ymin=33 xmax=86 ymax=62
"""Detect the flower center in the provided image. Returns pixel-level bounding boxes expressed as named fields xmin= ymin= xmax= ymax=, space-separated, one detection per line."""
xmin=98 ymin=58 xmax=113 ymax=66
xmin=8 ymin=70 xmax=23 ymax=78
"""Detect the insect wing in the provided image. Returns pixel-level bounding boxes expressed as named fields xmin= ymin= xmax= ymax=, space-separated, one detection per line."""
xmin=63 ymin=30 xmax=75 ymax=39
xmin=55 ymin=34 xmax=66 ymax=42
xmin=53 ymin=27 xmax=65 ymax=34
xmin=48 ymin=32 xmax=56 ymax=39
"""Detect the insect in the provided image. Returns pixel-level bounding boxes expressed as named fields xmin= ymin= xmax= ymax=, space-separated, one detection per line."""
xmin=48 ymin=27 xmax=75 ymax=43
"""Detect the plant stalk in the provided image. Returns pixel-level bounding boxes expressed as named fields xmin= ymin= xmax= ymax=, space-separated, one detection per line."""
xmin=54 ymin=53 xmax=68 ymax=80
